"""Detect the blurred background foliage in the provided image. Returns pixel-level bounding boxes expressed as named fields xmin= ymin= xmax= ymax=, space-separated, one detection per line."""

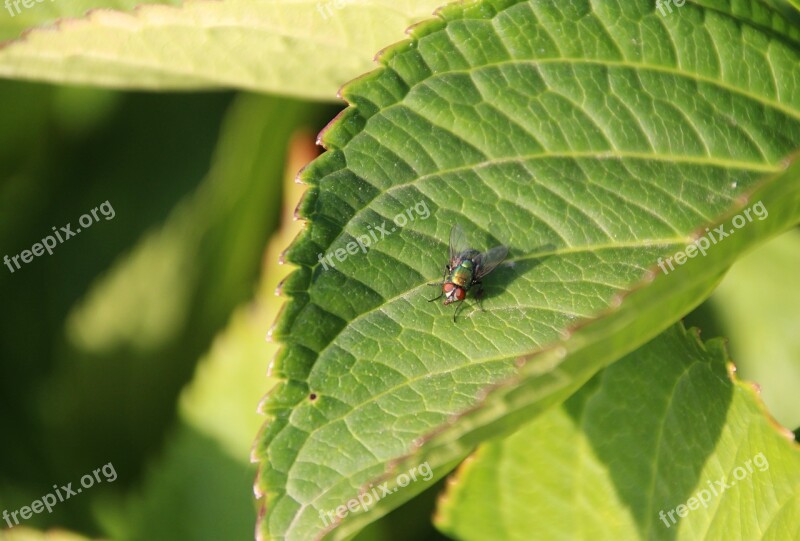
xmin=0 ymin=82 xmax=455 ymax=540
xmin=0 ymin=83 xmax=328 ymax=538
xmin=0 ymin=47 xmax=798 ymax=541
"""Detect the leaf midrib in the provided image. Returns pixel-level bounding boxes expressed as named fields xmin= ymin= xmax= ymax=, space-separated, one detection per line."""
xmin=641 ymin=359 xmax=696 ymax=536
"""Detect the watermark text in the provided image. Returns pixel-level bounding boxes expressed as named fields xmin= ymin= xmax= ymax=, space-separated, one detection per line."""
xmin=4 ymin=200 xmax=115 ymax=274
xmin=658 ymin=200 xmax=767 ymax=275
xmin=659 ymin=452 xmax=769 ymax=528
xmin=317 ymin=200 xmax=430 ymax=271
xmin=2 ymin=462 xmax=117 ymax=529
xmin=319 ymin=461 xmax=433 ymax=527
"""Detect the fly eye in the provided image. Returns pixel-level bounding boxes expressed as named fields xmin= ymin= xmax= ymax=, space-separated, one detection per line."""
xmin=443 ymin=283 xmax=455 ymax=293
xmin=455 ymin=288 xmax=466 ymax=301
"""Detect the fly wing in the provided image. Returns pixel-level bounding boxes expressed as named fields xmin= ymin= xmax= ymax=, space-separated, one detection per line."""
xmin=449 ymin=224 xmax=471 ymax=263
xmin=474 ymin=245 xmax=509 ymax=279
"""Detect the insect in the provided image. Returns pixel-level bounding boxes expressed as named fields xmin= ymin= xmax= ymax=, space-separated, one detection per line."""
xmin=428 ymin=224 xmax=508 ymax=322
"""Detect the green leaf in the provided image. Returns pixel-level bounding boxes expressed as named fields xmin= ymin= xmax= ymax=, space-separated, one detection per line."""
xmin=254 ymin=1 xmax=800 ymax=539
xmin=0 ymin=0 xmax=181 ymax=43
xmin=1 ymin=0 xmax=799 ymax=97
xmin=434 ymin=323 xmax=800 ymax=541
xmin=0 ymin=0 xmax=444 ymax=99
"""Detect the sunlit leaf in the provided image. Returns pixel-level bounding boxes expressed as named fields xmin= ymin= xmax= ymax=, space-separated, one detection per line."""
xmin=253 ymin=1 xmax=800 ymax=539
xmin=0 ymin=0 xmax=444 ymax=99
xmin=435 ymin=324 xmax=800 ymax=541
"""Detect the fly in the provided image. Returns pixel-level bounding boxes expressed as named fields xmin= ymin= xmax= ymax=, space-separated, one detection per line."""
xmin=428 ymin=224 xmax=508 ymax=322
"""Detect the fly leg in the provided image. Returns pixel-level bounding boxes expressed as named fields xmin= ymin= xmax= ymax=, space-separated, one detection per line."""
xmin=427 ymin=266 xmax=449 ymax=302
xmin=427 ymin=289 xmax=443 ymax=302
xmin=453 ymin=299 xmax=467 ymax=322
xmin=473 ymin=281 xmax=486 ymax=312
xmin=454 ymin=283 xmax=485 ymax=322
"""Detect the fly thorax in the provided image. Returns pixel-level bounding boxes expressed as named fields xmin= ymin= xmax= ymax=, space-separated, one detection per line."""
xmin=452 ymin=261 xmax=474 ymax=287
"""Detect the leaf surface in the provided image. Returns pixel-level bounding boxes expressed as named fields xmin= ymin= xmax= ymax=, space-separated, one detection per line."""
xmin=0 ymin=0 xmax=444 ymax=99
xmin=254 ymin=1 xmax=800 ymax=539
xmin=435 ymin=324 xmax=800 ymax=541
xmin=1 ymin=0 xmax=798 ymax=99
xmin=0 ymin=0 xmax=181 ymax=43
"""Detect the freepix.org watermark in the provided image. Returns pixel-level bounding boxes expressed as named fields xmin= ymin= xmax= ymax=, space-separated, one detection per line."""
xmin=657 ymin=200 xmax=767 ymax=275
xmin=317 ymin=200 xmax=430 ymax=271
xmin=656 ymin=0 xmax=687 ymax=17
xmin=319 ymin=461 xmax=433 ymax=527
xmin=3 ymin=200 xmax=115 ymax=274
xmin=5 ymin=0 xmax=56 ymax=17
xmin=316 ymin=0 xmax=354 ymax=20
xmin=2 ymin=462 xmax=117 ymax=529
xmin=658 ymin=452 xmax=769 ymax=528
